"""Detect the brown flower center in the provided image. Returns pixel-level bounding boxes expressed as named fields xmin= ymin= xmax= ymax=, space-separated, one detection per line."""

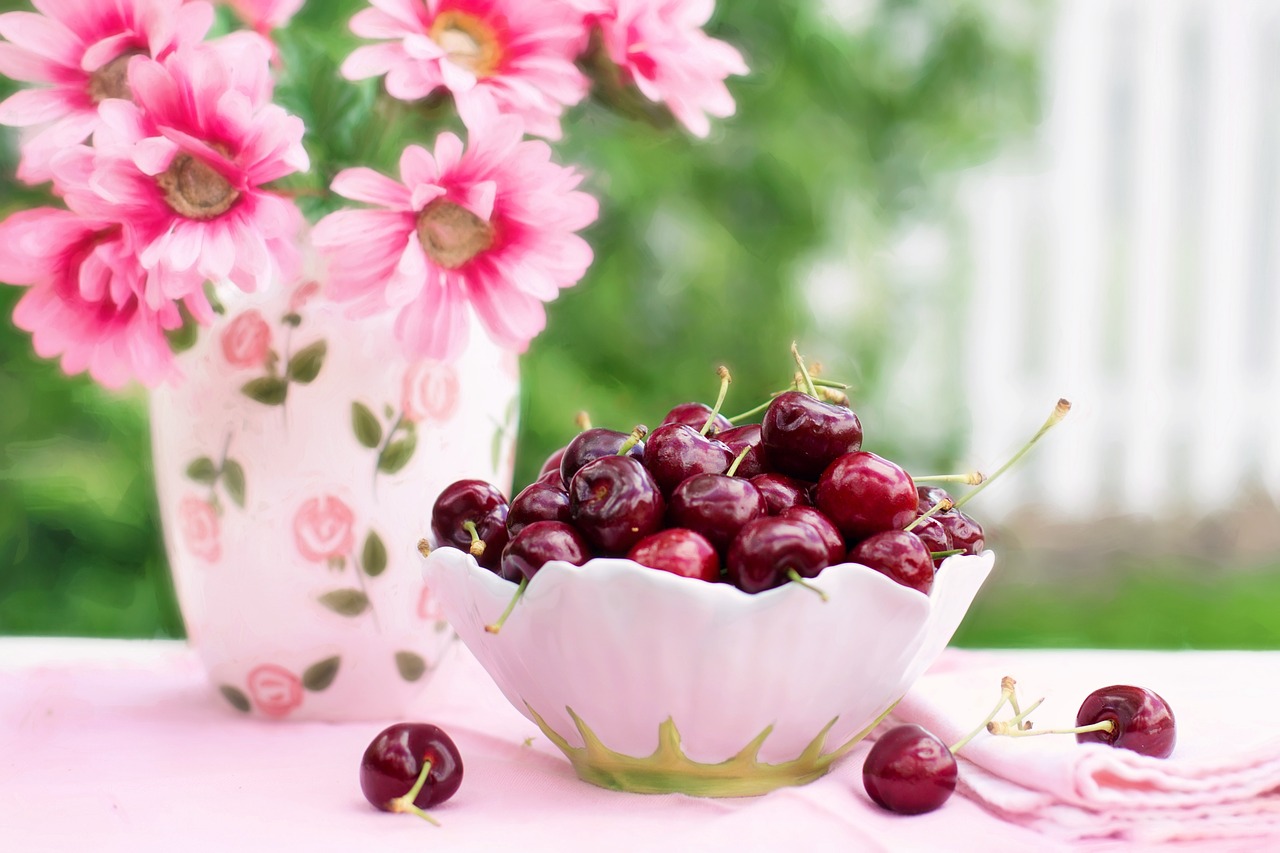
xmin=416 ymin=199 xmax=494 ymax=269
xmin=157 ymin=154 xmax=240 ymax=220
xmin=428 ymin=11 xmax=502 ymax=77
xmin=87 ymin=51 xmax=143 ymax=103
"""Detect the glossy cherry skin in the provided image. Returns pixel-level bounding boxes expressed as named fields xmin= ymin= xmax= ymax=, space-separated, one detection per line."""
xmin=760 ymin=390 xmax=863 ymax=480
xmin=816 ymin=451 xmax=918 ymax=540
xmin=569 ymin=455 xmax=665 ymax=554
xmin=539 ymin=447 xmax=567 ymax=479
xmin=848 ymin=529 xmax=934 ymax=594
xmin=430 ymin=479 xmax=508 ymax=551
xmin=717 ymin=424 xmax=766 ymax=478
xmin=559 ymin=428 xmax=645 ymax=484
xmin=726 ymin=516 xmax=830 ymax=593
xmin=507 ymin=481 xmax=572 ymax=538
xmin=667 ymin=473 xmax=767 ymax=553
xmin=908 ymin=516 xmax=953 ymax=567
xmin=500 ymin=520 xmax=591 ymax=581
xmin=643 ymin=423 xmax=732 ymax=496
xmin=862 ymin=724 xmax=957 ymax=815
xmin=750 ymin=472 xmax=813 ymax=515
xmin=779 ymin=506 xmax=846 ymax=565
xmin=661 ymin=401 xmax=732 ymax=436
xmin=472 ymin=505 xmax=510 ymax=574
xmin=627 ymin=528 xmax=720 ymax=582
xmin=936 ymin=510 xmax=985 ymax=556
xmin=1076 ymin=685 xmax=1176 ymax=758
xmin=360 ymin=722 xmax=463 ymax=813
xmin=916 ymin=485 xmax=954 ymax=513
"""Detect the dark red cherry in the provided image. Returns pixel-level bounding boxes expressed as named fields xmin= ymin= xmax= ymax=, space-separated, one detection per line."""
xmin=500 ymin=520 xmax=591 ymax=581
xmin=760 ymin=390 xmax=863 ymax=479
xmin=862 ymin=724 xmax=957 ymax=815
xmin=627 ymin=528 xmax=720 ymax=582
xmin=750 ymin=472 xmax=813 ymax=515
xmin=472 ymin=505 xmax=510 ymax=573
xmin=936 ymin=510 xmax=985 ymax=556
xmin=1076 ymin=685 xmax=1176 ymax=758
xmin=539 ymin=447 xmax=567 ymax=479
xmin=726 ymin=516 xmax=830 ymax=594
xmin=908 ymin=516 xmax=953 ymax=566
xmin=717 ymin=423 xmax=766 ymax=478
xmin=667 ymin=473 xmax=767 ymax=553
xmin=916 ymin=485 xmax=953 ymax=513
xmin=430 ymin=479 xmax=508 ymax=552
xmin=507 ymin=481 xmax=572 ymax=538
xmin=559 ymin=427 xmax=644 ymax=484
xmin=848 ymin=529 xmax=934 ymax=594
xmin=643 ymin=423 xmax=732 ymax=495
xmin=360 ymin=722 xmax=463 ymax=818
xmin=816 ymin=451 xmax=918 ymax=540
xmin=569 ymin=455 xmax=665 ymax=554
xmin=779 ymin=506 xmax=845 ymax=565
xmin=660 ymin=401 xmax=732 ymax=435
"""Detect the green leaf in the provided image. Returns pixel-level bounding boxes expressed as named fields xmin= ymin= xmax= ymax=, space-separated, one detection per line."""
xmin=351 ymin=402 xmax=382 ymax=449
xmin=241 ymin=376 xmax=288 ymax=406
xmin=361 ymin=531 xmax=387 ymax=577
xmin=377 ymin=432 xmax=417 ymax=474
xmin=286 ymin=340 xmax=327 ymax=384
xmin=394 ymin=651 xmax=427 ymax=683
xmin=166 ymin=303 xmax=200 ymax=353
xmin=302 ymin=656 xmax=341 ymax=692
xmin=219 ymin=685 xmax=251 ymax=713
xmin=318 ymin=589 xmax=369 ymax=617
xmin=222 ymin=459 xmax=246 ymax=508
xmin=185 ymin=457 xmax=218 ymax=484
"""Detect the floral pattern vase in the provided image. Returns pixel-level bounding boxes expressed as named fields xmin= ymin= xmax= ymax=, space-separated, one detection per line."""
xmin=150 ymin=278 xmax=519 ymax=721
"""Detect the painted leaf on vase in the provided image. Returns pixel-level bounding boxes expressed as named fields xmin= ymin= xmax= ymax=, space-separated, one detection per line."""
xmin=352 ymin=402 xmax=383 ymax=449
xmin=282 ymin=312 xmax=303 ymax=328
xmin=219 ymin=684 xmax=252 ymax=713
xmin=222 ymin=459 xmax=246 ymax=508
xmin=302 ymin=656 xmax=342 ymax=692
xmin=394 ymin=651 xmax=427 ymax=682
xmin=378 ymin=431 xmax=417 ymax=474
xmin=491 ymin=397 xmax=519 ymax=473
xmin=362 ymin=530 xmax=388 ymax=577
xmin=319 ymin=588 xmax=369 ymax=616
xmin=242 ymin=376 xmax=288 ymax=405
xmin=287 ymin=341 xmax=327 ymax=384
xmin=186 ymin=456 xmax=218 ymax=483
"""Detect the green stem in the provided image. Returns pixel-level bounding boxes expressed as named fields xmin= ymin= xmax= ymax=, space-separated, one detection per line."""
xmin=953 ymin=399 xmax=1071 ymax=512
xmin=700 ymin=366 xmax=732 ymax=436
xmin=786 ymin=569 xmax=829 ymax=602
xmin=725 ymin=445 xmax=753 ymax=478
xmin=950 ymin=677 xmax=1014 ymax=753
xmin=904 ymin=498 xmax=954 ymax=532
xmin=485 ymin=576 xmax=529 ymax=634
xmin=388 ymin=758 xmax=441 ymax=825
xmin=790 ymin=342 xmax=819 ymax=398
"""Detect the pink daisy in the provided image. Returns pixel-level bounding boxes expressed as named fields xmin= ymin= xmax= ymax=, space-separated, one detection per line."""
xmin=51 ymin=34 xmax=309 ymax=309
xmin=574 ymin=0 xmax=746 ymax=137
xmin=311 ymin=104 xmax=598 ymax=360
xmin=0 ymin=207 xmax=185 ymax=388
xmin=341 ymin=0 xmax=589 ymax=140
xmin=222 ymin=0 xmax=307 ymax=34
xmin=0 ymin=0 xmax=214 ymax=184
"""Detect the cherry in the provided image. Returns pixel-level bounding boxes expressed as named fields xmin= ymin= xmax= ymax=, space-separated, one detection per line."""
xmin=643 ymin=423 xmax=732 ymax=495
xmin=539 ymin=447 xmax=567 ymax=479
xmin=627 ymin=528 xmax=720 ymax=582
xmin=568 ymin=455 xmax=665 ymax=554
xmin=717 ymin=424 xmax=766 ymax=478
xmin=862 ymin=724 xmax=957 ymax=815
xmin=936 ymin=509 xmax=985 ymax=556
xmin=559 ymin=427 xmax=645 ymax=484
xmin=1075 ymin=685 xmax=1176 ymax=758
xmin=907 ymin=515 xmax=953 ymax=566
xmin=848 ymin=529 xmax=934 ymax=595
xmin=661 ymin=401 xmax=732 ymax=435
xmin=500 ymin=520 xmax=591 ymax=582
xmin=667 ymin=472 xmax=767 ymax=553
xmin=471 ymin=505 xmax=510 ymax=573
xmin=430 ymin=479 xmax=508 ymax=552
xmin=360 ymin=722 xmax=463 ymax=825
xmin=750 ymin=472 xmax=813 ymax=515
xmin=726 ymin=516 xmax=830 ymax=594
xmin=816 ymin=451 xmax=918 ymax=540
xmin=760 ymin=390 xmax=863 ymax=480
xmin=507 ymin=480 xmax=572 ymax=538
xmin=779 ymin=505 xmax=845 ymax=565
xmin=916 ymin=485 xmax=954 ymax=513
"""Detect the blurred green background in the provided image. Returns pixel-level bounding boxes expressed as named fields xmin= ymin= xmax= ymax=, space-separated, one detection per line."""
xmin=2 ymin=0 xmax=1277 ymax=648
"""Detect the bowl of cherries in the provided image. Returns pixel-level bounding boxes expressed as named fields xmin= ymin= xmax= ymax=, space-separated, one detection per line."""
xmin=419 ymin=349 xmax=1067 ymax=797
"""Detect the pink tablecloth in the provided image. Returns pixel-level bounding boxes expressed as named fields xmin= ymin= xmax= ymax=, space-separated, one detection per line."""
xmin=0 ymin=638 xmax=1271 ymax=852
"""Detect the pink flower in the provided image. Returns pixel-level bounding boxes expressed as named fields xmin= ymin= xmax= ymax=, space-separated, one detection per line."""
xmin=341 ymin=0 xmax=589 ymax=140
xmin=52 ymin=34 xmax=309 ymax=309
xmin=401 ymin=360 xmax=460 ymax=423
xmin=0 ymin=0 xmax=214 ymax=183
xmin=312 ymin=105 xmax=598 ymax=360
xmin=246 ymin=664 xmax=303 ymax=717
xmin=221 ymin=309 xmax=273 ymax=368
xmin=179 ymin=495 xmax=222 ymax=562
xmin=417 ymin=584 xmax=446 ymax=621
xmin=222 ymin=0 xmax=306 ymax=33
xmin=575 ymin=0 xmax=746 ymax=137
xmin=293 ymin=496 xmax=356 ymax=562
xmin=0 ymin=207 xmax=184 ymax=388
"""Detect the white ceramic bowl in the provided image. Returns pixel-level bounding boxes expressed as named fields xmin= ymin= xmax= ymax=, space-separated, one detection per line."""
xmin=421 ymin=547 xmax=993 ymax=796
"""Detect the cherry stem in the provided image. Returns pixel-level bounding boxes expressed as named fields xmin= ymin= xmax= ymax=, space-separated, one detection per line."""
xmin=989 ymin=719 xmax=1114 ymax=739
xmin=790 ymin=342 xmax=819 ymax=398
xmin=950 ymin=676 xmax=1018 ymax=753
xmin=903 ymin=498 xmax=954 ymax=532
xmin=725 ymin=444 xmax=753 ymax=478
xmin=616 ymin=425 xmax=648 ymax=455
xmin=930 ymin=548 xmax=964 ymax=560
xmin=575 ymin=411 xmax=592 ymax=431
xmin=953 ymin=398 xmax=1072 ymax=512
xmin=388 ymin=757 xmax=441 ymax=825
xmin=417 ymin=538 xmax=432 ymax=559
xmin=913 ymin=472 xmax=986 ymax=485
xmin=463 ymin=520 xmax=485 ymax=557
xmin=726 ymin=398 xmax=772 ymax=424
xmin=485 ymin=576 xmax=529 ymax=634
xmin=987 ymin=696 xmax=1045 ymax=735
xmin=786 ymin=569 xmax=829 ymax=602
xmin=700 ymin=366 xmax=733 ymax=436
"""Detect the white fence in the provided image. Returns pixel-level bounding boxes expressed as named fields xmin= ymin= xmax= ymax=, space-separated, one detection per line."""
xmin=959 ymin=0 xmax=1280 ymax=521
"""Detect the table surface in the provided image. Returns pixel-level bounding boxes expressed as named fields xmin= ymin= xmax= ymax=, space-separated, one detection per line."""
xmin=0 ymin=638 xmax=1271 ymax=853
